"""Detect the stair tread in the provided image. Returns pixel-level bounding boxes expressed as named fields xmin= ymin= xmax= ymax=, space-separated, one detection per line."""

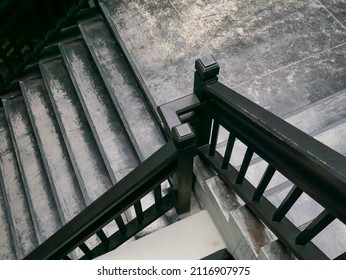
xmin=77 ymin=16 xmax=172 ymax=233
xmin=282 ymin=88 xmax=346 ymax=134
xmin=79 ymin=17 xmax=165 ymax=162
xmin=20 ymin=78 xmax=86 ymax=223
xmin=60 ymin=38 xmax=138 ymax=183
xmin=0 ymin=163 xmax=16 ymax=259
xmin=39 ymin=57 xmax=113 ymax=204
xmin=0 ymin=109 xmax=38 ymax=259
xmin=3 ymin=95 xmax=62 ymax=243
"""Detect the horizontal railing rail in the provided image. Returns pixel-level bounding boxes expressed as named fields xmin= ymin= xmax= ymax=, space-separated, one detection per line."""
xmin=189 ymin=56 xmax=346 ymax=260
xmin=159 ymin=56 xmax=346 ymax=259
xmin=25 ymin=129 xmax=196 ymax=259
xmin=0 ymin=0 xmax=89 ymax=96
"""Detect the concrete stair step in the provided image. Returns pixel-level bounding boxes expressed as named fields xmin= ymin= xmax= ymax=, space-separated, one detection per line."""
xmin=195 ymin=155 xmax=296 ymax=260
xmin=282 ymin=88 xmax=346 ymax=134
xmin=39 ymin=56 xmax=120 ymax=246
xmin=78 ymin=16 xmax=165 ymax=162
xmin=2 ymin=94 xmax=61 ymax=244
xmin=194 ymin=156 xmax=295 ymax=259
xmin=0 ymin=109 xmax=38 ymax=259
xmin=60 ymin=38 xmax=138 ymax=184
xmin=0 ymin=185 xmax=16 ymax=259
xmin=258 ymin=240 xmax=297 ymax=260
xmin=20 ymin=77 xmax=86 ymax=224
xmin=78 ymin=16 xmax=175 ymax=234
xmin=0 ymin=109 xmax=37 ymax=259
xmin=39 ymin=57 xmax=113 ymax=205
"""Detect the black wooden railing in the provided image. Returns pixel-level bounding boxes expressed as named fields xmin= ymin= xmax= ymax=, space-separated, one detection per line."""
xmin=0 ymin=0 xmax=89 ymax=95
xmin=160 ymin=56 xmax=346 ymax=260
xmin=24 ymin=126 xmax=196 ymax=260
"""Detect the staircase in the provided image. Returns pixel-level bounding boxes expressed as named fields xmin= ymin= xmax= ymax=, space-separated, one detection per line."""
xmin=0 ymin=7 xmax=186 ymax=259
xmin=0 ymin=2 xmax=345 ymax=260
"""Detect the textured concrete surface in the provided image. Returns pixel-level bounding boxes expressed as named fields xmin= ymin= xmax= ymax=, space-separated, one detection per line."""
xmin=21 ymin=78 xmax=86 ymax=224
xmin=3 ymin=95 xmax=62 ymax=244
xmin=40 ymin=57 xmax=113 ymax=205
xmin=0 ymin=110 xmax=37 ymax=259
xmin=60 ymin=38 xmax=138 ymax=184
xmin=79 ymin=17 xmax=165 ymax=161
xmin=101 ymin=0 xmax=346 ymax=116
xmin=96 ymin=210 xmax=227 ymax=260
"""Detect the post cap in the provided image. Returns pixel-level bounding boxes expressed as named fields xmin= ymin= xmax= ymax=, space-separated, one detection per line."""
xmin=195 ymin=55 xmax=220 ymax=80
xmin=172 ymin=123 xmax=195 ymax=147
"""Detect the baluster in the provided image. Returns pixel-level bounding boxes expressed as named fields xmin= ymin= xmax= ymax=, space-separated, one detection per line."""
xmin=79 ymin=243 xmax=94 ymax=259
xmin=295 ymin=209 xmax=335 ymax=245
xmin=252 ymin=165 xmax=276 ymax=201
xmin=96 ymin=229 xmax=110 ymax=249
xmin=272 ymin=185 xmax=303 ymax=222
xmin=236 ymin=147 xmax=254 ymax=184
xmin=209 ymin=120 xmax=220 ymax=156
xmin=222 ymin=133 xmax=236 ymax=169
xmin=115 ymin=216 xmax=127 ymax=235
xmin=134 ymin=201 xmax=144 ymax=223
xmin=154 ymin=185 xmax=162 ymax=209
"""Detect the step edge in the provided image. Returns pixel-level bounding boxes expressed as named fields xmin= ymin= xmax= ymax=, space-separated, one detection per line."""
xmin=78 ymin=17 xmax=147 ymax=162
xmin=20 ymin=79 xmax=86 ymax=224
xmin=38 ymin=58 xmax=93 ymax=206
xmin=59 ymin=40 xmax=119 ymax=185
xmin=2 ymin=95 xmax=47 ymax=244
xmin=99 ymin=3 xmax=164 ymax=128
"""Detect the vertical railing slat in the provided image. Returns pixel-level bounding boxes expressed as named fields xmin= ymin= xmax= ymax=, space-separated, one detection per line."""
xmin=115 ymin=216 xmax=127 ymax=235
xmin=236 ymin=147 xmax=254 ymax=184
xmin=96 ymin=229 xmax=110 ymax=249
xmin=295 ymin=210 xmax=335 ymax=245
xmin=134 ymin=201 xmax=144 ymax=223
xmin=221 ymin=133 xmax=236 ymax=169
xmin=209 ymin=120 xmax=219 ymax=156
xmin=252 ymin=165 xmax=276 ymax=201
xmin=154 ymin=185 xmax=162 ymax=209
xmin=272 ymin=185 xmax=303 ymax=222
xmin=79 ymin=243 xmax=94 ymax=259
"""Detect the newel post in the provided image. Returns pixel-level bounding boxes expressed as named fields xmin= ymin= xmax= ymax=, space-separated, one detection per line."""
xmin=172 ymin=123 xmax=196 ymax=214
xmin=193 ymin=55 xmax=220 ymax=146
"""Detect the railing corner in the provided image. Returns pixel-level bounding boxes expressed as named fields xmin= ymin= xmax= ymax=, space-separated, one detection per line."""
xmin=194 ymin=55 xmax=220 ymax=100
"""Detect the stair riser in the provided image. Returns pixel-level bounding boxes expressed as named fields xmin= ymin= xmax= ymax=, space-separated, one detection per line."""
xmin=21 ymin=78 xmax=86 ymax=224
xmin=3 ymin=95 xmax=62 ymax=244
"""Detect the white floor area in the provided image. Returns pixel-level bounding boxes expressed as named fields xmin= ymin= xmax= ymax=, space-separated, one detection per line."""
xmin=96 ymin=210 xmax=227 ymax=260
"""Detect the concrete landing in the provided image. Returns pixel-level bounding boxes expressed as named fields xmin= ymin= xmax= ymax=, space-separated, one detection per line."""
xmin=95 ymin=210 xmax=227 ymax=260
xmin=100 ymin=0 xmax=346 ymax=117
